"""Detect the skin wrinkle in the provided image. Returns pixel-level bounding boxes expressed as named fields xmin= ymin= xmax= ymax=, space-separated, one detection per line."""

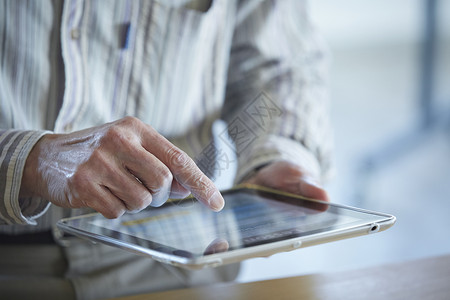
xmin=189 ymin=176 xmax=216 ymax=206
xmin=178 ymin=165 xmax=204 ymax=189
xmin=165 ymin=145 xmax=189 ymax=169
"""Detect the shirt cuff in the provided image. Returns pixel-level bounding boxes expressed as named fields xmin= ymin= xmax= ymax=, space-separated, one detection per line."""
xmin=0 ymin=130 xmax=51 ymax=225
xmin=234 ymin=135 xmax=322 ymax=184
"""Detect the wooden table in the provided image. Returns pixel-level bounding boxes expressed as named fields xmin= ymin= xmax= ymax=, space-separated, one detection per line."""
xmin=111 ymin=254 xmax=450 ymax=300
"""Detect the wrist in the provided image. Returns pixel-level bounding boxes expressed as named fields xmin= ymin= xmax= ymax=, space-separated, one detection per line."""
xmin=19 ymin=133 xmax=52 ymax=198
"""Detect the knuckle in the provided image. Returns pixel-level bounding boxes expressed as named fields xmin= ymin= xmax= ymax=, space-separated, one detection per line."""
xmin=166 ymin=146 xmax=190 ymax=169
xmin=106 ymin=116 xmax=142 ymax=138
xmin=102 ymin=126 xmax=138 ymax=154
xmin=157 ymin=167 xmax=173 ymax=186
xmin=104 ymin=124 xmax=123 ymax=140
xmin=117 ymin=116 xmax=147 ymax=135
xmin=286 ymin=164 xmax=302 ymax=176
xmin=149 ymin=168 xmax=173 ymax=191
xmin=121 ymin=116 xmax=141 ymax=127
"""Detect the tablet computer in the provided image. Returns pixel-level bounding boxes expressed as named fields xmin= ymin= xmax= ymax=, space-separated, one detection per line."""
xmin=56 ymin=184 xmax=395 ymax=270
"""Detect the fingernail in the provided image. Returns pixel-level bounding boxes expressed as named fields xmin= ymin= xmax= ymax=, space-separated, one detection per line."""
xmin=209 ymin=191 xmax=225 ymax=212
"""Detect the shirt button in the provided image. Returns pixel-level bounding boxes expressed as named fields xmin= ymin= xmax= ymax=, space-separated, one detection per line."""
xmin=71 ymin=28 xmax=80 ymax=40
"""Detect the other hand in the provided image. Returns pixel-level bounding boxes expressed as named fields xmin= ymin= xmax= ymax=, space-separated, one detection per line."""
xmin=243 ymin=161 xmax=329 ymax=202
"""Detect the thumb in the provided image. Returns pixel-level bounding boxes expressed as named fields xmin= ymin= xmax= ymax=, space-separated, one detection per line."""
xmin=299 ymin=177 xmax=329 ymax=202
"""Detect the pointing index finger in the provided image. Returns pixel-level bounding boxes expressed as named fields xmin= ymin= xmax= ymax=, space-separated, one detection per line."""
xmin=141 ymin=127 xmax=224 ymax=211
xmin=164 ymin=146 xmax=224 ymax=211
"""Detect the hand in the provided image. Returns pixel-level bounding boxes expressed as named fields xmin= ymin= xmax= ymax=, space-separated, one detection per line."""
xmin=20 ymin=117 xmax=225 ymax=218
xmin=243 ymin=161 xmax=329 ymax=202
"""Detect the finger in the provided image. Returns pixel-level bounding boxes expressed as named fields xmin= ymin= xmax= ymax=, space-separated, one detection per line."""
xmin=246 ymin=174 xmax=329 ymax=212
xmin=101 ymin=118 xmax=173 ymax=207
xmin=169 ymin=179 xmax=191 ymax=199
xmin=66 ymin=157 xmax=129 ymax=217
xmin=88 ymin=185 xmax=128 ymax=219
xmin=298 ymin=177 xmax=329 ymax=202
xmin=165 ymin=146 xmax=224 ymax=211
xmin=254 ymin=174 xmax=329 ymax=202
xmin=90 ymin=148 xmax=154 ymax=211
xmin=244 ymin=161 xmax=329 ymax=202
xmin=141 ymin=131 xmax=224 ymax=211
xmin=271 ymin=175 xmax=329 ymax=202
xmin=122 ymin=149 xmax=173 ymax=207
xmin=105 ymin=166 xmax=154 ymax=212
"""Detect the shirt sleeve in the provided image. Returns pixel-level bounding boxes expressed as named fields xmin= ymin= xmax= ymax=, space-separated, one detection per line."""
xmin=222 ymin=0 xmax=334 ymax=184
xmin=0 ymin=130 xmax=51 ymax=225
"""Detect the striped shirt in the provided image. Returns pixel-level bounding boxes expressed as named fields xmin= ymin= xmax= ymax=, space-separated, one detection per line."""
xmin=0 ymin=0 xmax=333 ymax=234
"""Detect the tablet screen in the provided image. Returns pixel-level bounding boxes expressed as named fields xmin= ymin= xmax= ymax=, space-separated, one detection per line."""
xmin=62 ymin=187 xmax=388 ymax=259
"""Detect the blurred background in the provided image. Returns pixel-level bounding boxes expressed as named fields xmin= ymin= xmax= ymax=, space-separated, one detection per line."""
xmin=235 ymin=0 xmax=450 ymax=282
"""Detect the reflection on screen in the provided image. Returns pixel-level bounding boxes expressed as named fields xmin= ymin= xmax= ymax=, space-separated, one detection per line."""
xmin=90 ymin=192 xmax=358 ymax=256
